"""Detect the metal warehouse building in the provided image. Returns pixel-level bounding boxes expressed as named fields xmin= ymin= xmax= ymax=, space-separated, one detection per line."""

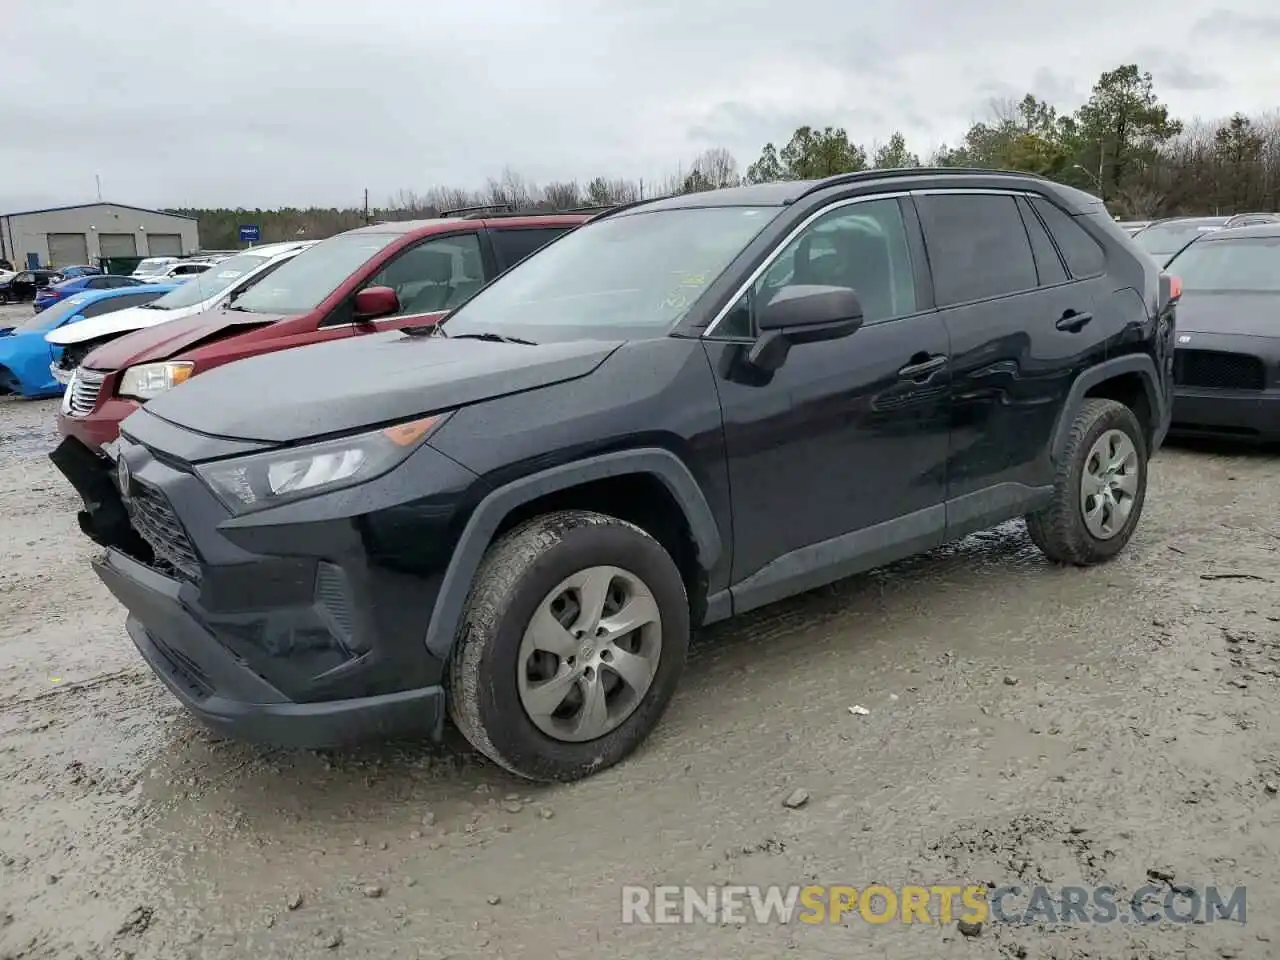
xmin=0 ymin=202 xmax=200 ymax=270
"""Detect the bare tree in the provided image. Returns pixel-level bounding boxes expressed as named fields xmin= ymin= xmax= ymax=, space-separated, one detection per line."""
xmin=689 ymin=148 xmax=740 ymax=188
xmin=542 ymin=181 xmax=582 ymax=210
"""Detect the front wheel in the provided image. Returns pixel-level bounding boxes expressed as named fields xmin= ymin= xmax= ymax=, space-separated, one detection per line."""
xmin=448 ymin=510 xmax=689 ymax=782
xmin=1026 ymin=398 xmax=1149 ymax=565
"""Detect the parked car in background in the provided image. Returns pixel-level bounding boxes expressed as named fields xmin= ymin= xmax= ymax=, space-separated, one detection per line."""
xmin=0 ymin=285 xmax=174 ymax=398
xmin=34 ymin=274 xmax=146 ymax=313
xmin=129 ymin=257 xmax=180 ymax=280
xmin=0 ymin=269 xmax=64 ymax=303
xmin=140 ymin=261 xmax=214 ymax=284
xmin=47 ymin=241 xmax=318 ymax=382
xmin=1116 ymin=219 xmax=1152 ymax=235
xmin=59 ymin=265 xmax=102 ymax=278
xmin=1164 ymin=223 xmax=1280 ymax=443
xmin=50 ymin=213 xmax=590 ymax=467
xmin=1222 ymin=212 xmax=1280 ymax=228
xmin=1132 ymin=216 xmax=1233 ymax=264
xmin=64 ymin=171 xmax=1178 ymax=778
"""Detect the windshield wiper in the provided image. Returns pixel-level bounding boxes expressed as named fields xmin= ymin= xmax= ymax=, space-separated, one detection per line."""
xmin=449 ymin=332 xmax=538 ymax=346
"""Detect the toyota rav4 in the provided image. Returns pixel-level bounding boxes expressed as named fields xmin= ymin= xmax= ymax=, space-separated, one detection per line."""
xmin=78 ymin=169 xmax=1178 ymax=782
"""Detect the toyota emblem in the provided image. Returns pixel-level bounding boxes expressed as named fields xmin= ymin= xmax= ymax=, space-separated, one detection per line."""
xmin=117 ymin=455 xmax=131 ymax=497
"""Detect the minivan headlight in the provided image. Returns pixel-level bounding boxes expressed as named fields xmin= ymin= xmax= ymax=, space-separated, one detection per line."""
xmin=119 ymin=362 xmax=194 ymax=400
xmin=195 ymin=414 xmax=450 ymax=515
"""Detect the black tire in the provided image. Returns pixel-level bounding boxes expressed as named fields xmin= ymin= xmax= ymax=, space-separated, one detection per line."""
xmin=447 ymin=510 xmax=689 ymax=782
xmin=1026 ymin=398 xmax=1149 ymax=566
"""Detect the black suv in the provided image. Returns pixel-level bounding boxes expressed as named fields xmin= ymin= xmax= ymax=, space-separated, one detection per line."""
xmin=86 ymin=169 xmax=1178 ymax=781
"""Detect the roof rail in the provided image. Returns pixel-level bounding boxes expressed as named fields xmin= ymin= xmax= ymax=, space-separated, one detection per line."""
xmin=795 ymin=166 xmax=1053 ymax=201
xmin=583 ymin=195 xmax=676 ymax=222
xmin=440 ymin=203 xmax=516 ymax=217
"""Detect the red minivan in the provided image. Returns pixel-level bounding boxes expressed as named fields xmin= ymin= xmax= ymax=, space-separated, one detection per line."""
xmin=50 ymin=213 xmax=592 ymax=547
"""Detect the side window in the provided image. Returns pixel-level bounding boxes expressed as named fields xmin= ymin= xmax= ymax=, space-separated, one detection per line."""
xmin=1015 ymin=197 xmax=1067 ymax=286
xmin=79 ymin=294 xmax=151 ymax=317
xmin=1030 ymin=197 xmax=1106 ymax=278
xmin=490 ymin=228 xmax=566 ymax=271
xmin=716 ymin=197 xmax=918 ymax=338
xmin=364 ymin=233 xmax=486 ymax=318
xmin=917 ymin=193 xmax=1038 ymax=306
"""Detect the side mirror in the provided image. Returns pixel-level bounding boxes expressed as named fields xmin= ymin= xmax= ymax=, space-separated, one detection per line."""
xmin=747 ymin=284 xmax=865 ymax=373
xmin=353 ymin=285 xmax=399 ymax=322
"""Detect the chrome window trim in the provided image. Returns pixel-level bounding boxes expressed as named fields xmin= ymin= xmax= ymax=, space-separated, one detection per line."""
xmin=701 ymin=191 xmax=914 ymax=338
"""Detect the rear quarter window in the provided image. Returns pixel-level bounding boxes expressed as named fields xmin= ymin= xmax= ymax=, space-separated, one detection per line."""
xmin=1030 ymin=198 xmax=1106 ymax=278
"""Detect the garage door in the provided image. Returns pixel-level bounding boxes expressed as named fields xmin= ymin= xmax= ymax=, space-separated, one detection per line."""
xmin=47 ymin=233 xmax=89 ymax=268
xmin=99 ymin=233 xmax=137 ymax=258
xmin=147 ymin=233 xmax=183 ymax=256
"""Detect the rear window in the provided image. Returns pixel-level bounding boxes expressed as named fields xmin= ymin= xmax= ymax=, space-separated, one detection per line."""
xmin=1166 ymin=237 xmax=1280 ymax=292
xmin=1134 ymin=221 xmax=1227 ymax=258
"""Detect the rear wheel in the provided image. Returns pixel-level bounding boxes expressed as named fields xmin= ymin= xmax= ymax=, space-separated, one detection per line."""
xmin=1026 ymin=398 xmax=1148 ymax=565
xmin=448 ymin=510 xmax=689 ymax=782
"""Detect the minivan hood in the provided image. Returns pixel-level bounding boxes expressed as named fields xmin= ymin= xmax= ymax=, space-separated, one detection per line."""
xmin=140 ymin=331 xmax=623 ymax=444
xmin=80 ymin=310 xmax=286 ymax=371
xmin=1175 ymin=291 xmax=1280 ymax=338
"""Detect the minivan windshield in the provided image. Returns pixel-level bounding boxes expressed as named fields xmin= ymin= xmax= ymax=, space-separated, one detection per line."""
xmin=1166 ymin=236 xmax=1280 ymax=292
xmin=441 ymin=206 xmax=776 ymax=341
xmin=230 ymin=233 xmax=398 ymax=315
xmin=143 ymin=252 xmax=270 ymax=310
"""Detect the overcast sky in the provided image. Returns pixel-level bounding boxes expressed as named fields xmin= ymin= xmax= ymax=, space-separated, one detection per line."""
xmin=4 ymin=0 xmax=1279 ymax=212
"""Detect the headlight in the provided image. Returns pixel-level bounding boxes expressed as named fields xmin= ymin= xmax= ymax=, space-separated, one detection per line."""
xmin=194 ymin=413 xmax=451 ymax=515
xmin=118 ymin=362 xmax=194 ymax=400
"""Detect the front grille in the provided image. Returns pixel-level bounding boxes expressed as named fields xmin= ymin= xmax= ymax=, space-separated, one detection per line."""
xmin=125 ymin=480 xmax=201 ymax=582
xmin=67 ymin=368 xmax=105 ymax=415
xmin=1174 ymin=349 xmax=1267 ymax=391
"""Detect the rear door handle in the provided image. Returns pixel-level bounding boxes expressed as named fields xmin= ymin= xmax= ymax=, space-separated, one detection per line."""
xmin=1056 ymin=310 xmax=1093 ymax=332
xmin=898 ymin=354 xmax=947 ymax=380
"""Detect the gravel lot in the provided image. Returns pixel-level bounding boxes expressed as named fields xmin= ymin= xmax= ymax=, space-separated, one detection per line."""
xmin=3 ymin=300 xmax=1280 ymax=958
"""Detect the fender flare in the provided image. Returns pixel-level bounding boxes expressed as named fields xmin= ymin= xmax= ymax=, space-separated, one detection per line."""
xmin=424 ymin=447 xmax=722 ymax=659
xmin=1051 ymin=354 xmax=1165 ymax=463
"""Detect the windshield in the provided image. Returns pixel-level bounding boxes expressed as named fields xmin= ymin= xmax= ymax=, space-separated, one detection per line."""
xmin=1167 ymin=237 xmax=1280 ymax=292
xmin=1135 ymin=220 xmax=1228 ymax=257
xmin=230 ymin=233 xmax=398 ymax=315
xmin=144 ymin=253 xmax=270 ymax=309
xmin=442 ymin=207 xmax=775 ymax=341
xmin=9 ymin=294 xmax=94 ymax=333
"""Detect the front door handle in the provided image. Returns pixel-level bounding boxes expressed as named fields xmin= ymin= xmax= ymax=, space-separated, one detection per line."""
xmin=898 ymin=354 xmax=947 ymax=381
xmin=1056 ymin=310 xmax=1093 ymax=332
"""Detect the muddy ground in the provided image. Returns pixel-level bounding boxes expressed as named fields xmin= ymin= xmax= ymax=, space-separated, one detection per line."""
xmin=3 ymin=307 xmax=1279 ymax=957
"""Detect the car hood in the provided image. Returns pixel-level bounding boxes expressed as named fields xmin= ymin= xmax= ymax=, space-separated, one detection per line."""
xmin=80 ymin=310 xmax=287 ymax=371
xmin=46 ymin=298 xmax=229 ymax=346
xmin=1175 ymin=291 xmax=1280 ymax=338
xmin=140 ymin=331 xmax=623 ymax=444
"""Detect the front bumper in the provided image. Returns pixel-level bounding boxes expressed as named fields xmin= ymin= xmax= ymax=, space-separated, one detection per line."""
xmin=95 ymin=550 xmax=446 ymax=747
xmin=79 ymin=421 xmax=477 ymax=747
xmin=49 ymin=435 xmax=140 ymax=551
xmin=1170 ymin=387 xmax=1280 ymax=442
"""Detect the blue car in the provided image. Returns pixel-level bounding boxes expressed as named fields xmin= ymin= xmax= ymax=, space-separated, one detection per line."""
xmin=34 ymin=273 xmax=147 ymax=313
xmin=0 ymin=284 xmax=175 ymax=398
